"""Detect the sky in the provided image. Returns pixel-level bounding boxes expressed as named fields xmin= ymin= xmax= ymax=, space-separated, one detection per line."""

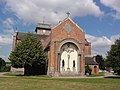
xmin=0 ymin=0 xmax=120 ymax=61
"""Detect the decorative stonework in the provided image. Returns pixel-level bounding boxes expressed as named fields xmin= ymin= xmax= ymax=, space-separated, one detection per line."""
xmin=64 ymin=23 xmax=73 ymax=33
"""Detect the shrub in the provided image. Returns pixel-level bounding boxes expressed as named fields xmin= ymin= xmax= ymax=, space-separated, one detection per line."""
xmin=85 ymin=65 xmax=92 ymax=75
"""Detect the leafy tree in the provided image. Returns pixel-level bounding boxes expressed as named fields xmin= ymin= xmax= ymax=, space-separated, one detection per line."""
xmin=9 ymin=33 xmax=46 ymax=75
xmin=0 ymin=57 xmax=6 ymax=72
xmin=96 ymin=55 xmax=105 ymax=70
xmin=105 ymin=38 xmax=120 ymax=75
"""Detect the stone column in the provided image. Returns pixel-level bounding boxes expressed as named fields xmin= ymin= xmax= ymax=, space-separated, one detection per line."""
xmin=54 ymin=53 xmax=61 ymax=77
xmin=80 ymin=54 xmax=85 ymax=76
xmin=57 ymin=53 xmax=60 ymax=72
xmin=78 ymin=54 xmax=81 ymax=73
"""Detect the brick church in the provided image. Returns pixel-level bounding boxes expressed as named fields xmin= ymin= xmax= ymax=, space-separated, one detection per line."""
xmin=13 ymin=16 xmax=99 ymax=76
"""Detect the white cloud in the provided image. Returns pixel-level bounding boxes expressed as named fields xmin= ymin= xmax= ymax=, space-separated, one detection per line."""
xmin=2 ymin=18 xmax=15 ymax=34
xmin=110 ymin=35 xmax=120 ymax=42
xmin=86 ymin=34 xmax=120 ymax=57
xmin=100 ymin=0 xmax=120 ymax=19
xmin=0 ymin=18 xmax=14 ymax=46
xmin=3 ymin=18 xmax=14 ymax=28
xmin=0 ymin=36 xmax=2 ymax=42
xmin=5 ymin=0 xmax=104 ymax=24
xmin=0 ymin=35 xmax=13 ymax=45
xmin=0 ymin=18 xmax=14 ymax=45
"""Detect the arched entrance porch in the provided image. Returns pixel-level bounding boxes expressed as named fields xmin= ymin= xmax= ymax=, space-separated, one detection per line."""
xmin=57 ymin=39 xmax=81 ymax=75
xmin=60 ymin=42 xmax=79 ymax=73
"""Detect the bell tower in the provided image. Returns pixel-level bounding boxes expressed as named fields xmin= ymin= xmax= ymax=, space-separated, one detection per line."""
xmin=35 ymin=23 xmax=51 ymax=35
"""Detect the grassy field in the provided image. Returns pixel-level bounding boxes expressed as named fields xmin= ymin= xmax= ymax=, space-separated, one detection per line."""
xmin=0 ymin=76 xmax=120 ymax=90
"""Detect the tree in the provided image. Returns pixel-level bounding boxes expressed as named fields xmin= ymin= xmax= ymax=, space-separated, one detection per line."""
xmin=105 ymin=38 xmax=120 ymax=75
xmin=9 ymin=33 xmax=46 ymax=75
xmin=96 ymin=55 xmax=105 ymax=70
xmin=0 ymin=57 xmax=6 ymax=72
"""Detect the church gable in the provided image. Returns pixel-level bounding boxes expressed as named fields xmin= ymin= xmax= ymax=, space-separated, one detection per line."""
xmin=51 ymin=18 xmax=85 ymax=42
xmin=49 ymin=17 xmax=89 ymax=75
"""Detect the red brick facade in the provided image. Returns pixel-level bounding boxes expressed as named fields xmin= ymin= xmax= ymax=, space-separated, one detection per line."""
xmin=46 ymin=18 xmax=91 ymax=76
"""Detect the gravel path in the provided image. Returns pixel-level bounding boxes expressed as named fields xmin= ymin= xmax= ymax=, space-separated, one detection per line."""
xmin=0 ymin=72 xmax=118 ymax=78
xmin=0 ymin=72 xmax=14 ymax=77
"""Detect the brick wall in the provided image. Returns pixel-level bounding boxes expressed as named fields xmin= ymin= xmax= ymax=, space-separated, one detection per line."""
xmin=49 ymin=18 xmax=90 ymax=74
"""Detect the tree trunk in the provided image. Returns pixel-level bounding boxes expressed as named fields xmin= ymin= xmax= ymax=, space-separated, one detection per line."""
xmin=24 ymin=64 xmax=32 ymax=76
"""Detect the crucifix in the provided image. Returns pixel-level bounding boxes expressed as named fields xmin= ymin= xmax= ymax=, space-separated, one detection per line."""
xmin=66 ymin=12 xmax=70 ymax=17
xmin=65 ymin=44 xmax=74 ymax=70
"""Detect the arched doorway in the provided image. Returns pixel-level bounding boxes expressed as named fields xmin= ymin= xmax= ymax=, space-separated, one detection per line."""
xmin=94 ymin=66 xmax=97 ymax=74
xmin=60 ymin=42 xmax=79 ymax=73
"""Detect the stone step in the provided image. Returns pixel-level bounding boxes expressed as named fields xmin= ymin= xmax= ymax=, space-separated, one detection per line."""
xmin=60 ymin=72 xmax=81 ymax=76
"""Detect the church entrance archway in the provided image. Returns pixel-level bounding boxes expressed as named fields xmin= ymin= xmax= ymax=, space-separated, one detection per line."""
xmin=60 ymin=42 xmax=79 ymax=74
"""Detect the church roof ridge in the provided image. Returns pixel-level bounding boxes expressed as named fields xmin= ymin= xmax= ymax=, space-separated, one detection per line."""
xmin=52 ymin=17 xmax=85 ymax=33
xmin=14 ymin=31 xmax=49 ymax=40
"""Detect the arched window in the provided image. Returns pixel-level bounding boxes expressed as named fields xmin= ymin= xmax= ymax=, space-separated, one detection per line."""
xmin=62 ymin=60 xmax=65 ymax=67
xmin=73 ymin=60 xmax=75 ymax=67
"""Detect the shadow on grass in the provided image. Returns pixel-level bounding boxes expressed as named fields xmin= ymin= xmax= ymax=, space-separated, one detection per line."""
xmin=104 ymin=76 xmax=120 ymax=79
xmin=3 ymin=72 xmax=50 ymax=78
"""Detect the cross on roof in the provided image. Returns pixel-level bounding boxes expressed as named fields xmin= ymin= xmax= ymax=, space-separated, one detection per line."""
xmin=66 ymin=12 xmax=70 ymax=17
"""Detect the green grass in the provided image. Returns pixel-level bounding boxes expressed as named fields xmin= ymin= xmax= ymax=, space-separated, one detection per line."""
xmin=88 ymin=72 xmax=105 ymax=77
xmin=0 ymin=76 xmax=120 ymax=90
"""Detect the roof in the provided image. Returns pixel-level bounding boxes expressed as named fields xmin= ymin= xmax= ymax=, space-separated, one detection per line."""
xmin=16 ymin=32 xmax=49 ymax=40
xmin=85 ymin=57 xmax=98 ymax=65
xmin=85 ymin=39 xmax=91 ymax=45
xmin=16 ymin=32 xmax=26 ymax=40
xmin=52 ymin=17 xmax=84 ymax=33
xmin=44 ymin=41 xmax=50 ymax=51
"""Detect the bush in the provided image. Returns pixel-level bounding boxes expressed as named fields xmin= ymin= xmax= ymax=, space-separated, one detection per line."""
xmin=0 ymin=58 xmax=6 ymax=72
xmin=85 ymin=65 xmax=92 ymax=75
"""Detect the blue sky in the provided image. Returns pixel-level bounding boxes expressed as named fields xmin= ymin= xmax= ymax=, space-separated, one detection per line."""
xmin=0 ymin=0 xmax=120 ymax=61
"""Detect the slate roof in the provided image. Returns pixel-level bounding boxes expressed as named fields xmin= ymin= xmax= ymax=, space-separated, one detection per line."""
xmin=43 ymin=42 xmax=50 ymax=51
xmin=16 ymin=32 xmax=49 ymax=40
xmin=85 ymin=57 xmax=98 ymax=65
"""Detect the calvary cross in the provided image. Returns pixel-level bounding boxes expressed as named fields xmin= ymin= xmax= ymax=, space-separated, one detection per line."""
xmin=65 ymin=47 xmax=74 ymax=70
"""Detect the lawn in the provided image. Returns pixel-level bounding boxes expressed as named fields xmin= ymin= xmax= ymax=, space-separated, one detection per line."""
xmin=0 ymin=76 xmax=120 ymax=90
